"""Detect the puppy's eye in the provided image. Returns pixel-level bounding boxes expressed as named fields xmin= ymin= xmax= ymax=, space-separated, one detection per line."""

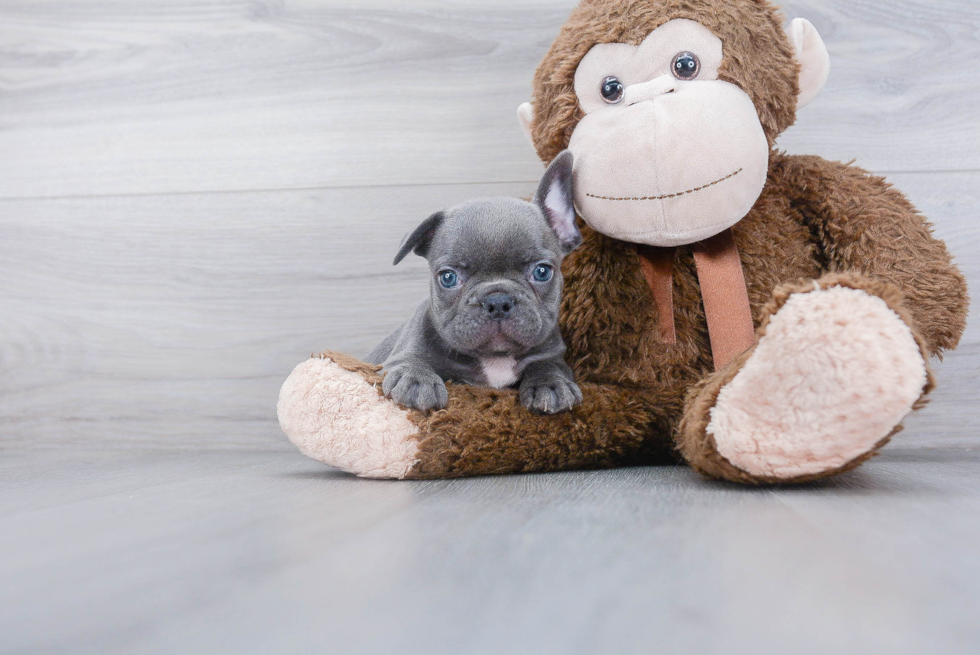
xmin=600 ymin=76 xmax=625 ymax=104
xmin=532 ymin=264 xmax=554 ymax=283
xmin=671 ymin=52 xmax=700 ymax=80
xmin=438 ymin=270 xmax=458 ymax=289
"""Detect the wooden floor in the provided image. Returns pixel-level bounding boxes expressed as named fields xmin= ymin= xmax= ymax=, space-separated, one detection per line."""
xmin=1 ymin=1 xmax=978 ymax=653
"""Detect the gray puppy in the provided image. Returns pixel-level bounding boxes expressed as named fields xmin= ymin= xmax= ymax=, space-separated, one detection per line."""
xmin=366 ymin=151 xmax=583 ymax=414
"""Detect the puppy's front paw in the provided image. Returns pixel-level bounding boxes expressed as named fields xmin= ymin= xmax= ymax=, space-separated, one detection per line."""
xmin=519 ymin=375 xmax=583 ymax=415
xmin=382 ymin=365 xmax=449 ymax=412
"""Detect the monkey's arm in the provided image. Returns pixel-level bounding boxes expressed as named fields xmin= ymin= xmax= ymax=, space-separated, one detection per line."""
xmin=279 ymin=350 xmax=680 ymax=479
xmin=406 ymin=380 xmax=678 ymax=478
xmin=776 ymin=154 xmax=969 ymax=355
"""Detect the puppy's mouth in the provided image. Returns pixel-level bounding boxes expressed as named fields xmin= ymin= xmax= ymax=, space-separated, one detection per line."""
xmin=467 ymin=321 xmax=536 ymax=356
xmin=585 ymin=168 xmax=743 ymax=202
xmin=485 ymin=329 xmax=519 ymax=354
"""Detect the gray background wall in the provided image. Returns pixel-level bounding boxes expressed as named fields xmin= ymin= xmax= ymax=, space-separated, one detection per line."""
xmin=2 ymin=0 xmax=976 ymax=451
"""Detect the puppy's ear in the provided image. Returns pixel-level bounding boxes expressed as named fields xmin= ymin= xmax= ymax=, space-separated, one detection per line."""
xmin=393 ymin=211 xmax=445 ymax=265
xmin=533 ymin=150 xmax=581 ymax=252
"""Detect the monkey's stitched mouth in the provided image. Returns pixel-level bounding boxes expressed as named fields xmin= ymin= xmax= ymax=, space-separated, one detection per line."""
xmin=586 ymin=168 xmax=743 ymax=202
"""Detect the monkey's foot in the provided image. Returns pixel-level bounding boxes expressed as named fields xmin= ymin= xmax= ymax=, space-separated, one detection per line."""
xmin=680 ymin=278 xmax=932 ymax=483
xmin=277 ymin=352 xmax=420 ymax=479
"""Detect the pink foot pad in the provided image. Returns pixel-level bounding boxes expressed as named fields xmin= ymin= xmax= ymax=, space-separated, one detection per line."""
xmin=708 ymin=286 xmax=928 ymax=479
xmin=278 ymin=357 xmax=420 ymax=479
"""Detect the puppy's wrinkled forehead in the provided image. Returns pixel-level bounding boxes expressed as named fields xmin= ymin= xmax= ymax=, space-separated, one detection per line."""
xmin=430 ymin=198 xmax=559 ymax=269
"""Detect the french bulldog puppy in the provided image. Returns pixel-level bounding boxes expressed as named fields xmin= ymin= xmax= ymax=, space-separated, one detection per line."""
xmin=366 ymin=151 xmax=583 ymax=414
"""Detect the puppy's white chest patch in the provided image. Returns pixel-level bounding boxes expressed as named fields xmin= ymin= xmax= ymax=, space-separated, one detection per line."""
xmin=480 ymin=356 xmax=519 ymax=389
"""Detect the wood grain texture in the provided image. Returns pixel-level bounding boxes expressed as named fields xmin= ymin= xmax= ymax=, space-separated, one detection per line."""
xmin=0 ymin=173 xmax=975 ymax=450
xmin=1 ymin=2 xmax=979 ymax=652
xmin=2 ymin=448 xmax=979 ymax=655
xmin=0 ymin=181 xmax=537 ymax=448
xmin=1 ymin=0 xmax=979 ymax=199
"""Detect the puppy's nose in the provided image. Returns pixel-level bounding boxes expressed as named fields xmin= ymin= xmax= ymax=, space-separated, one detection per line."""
xmin=482 ymin=293 xmax=515 ymax=320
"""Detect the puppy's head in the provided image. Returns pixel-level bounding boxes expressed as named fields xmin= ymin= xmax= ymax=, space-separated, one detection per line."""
xmin=394 ymin=151 xmax=580 ymax=356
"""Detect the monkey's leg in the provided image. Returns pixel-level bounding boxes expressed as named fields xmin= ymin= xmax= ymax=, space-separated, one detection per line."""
xmin=278 ymin=352 xmax=678 ymax=479
xmin=677 ymin=274 xmax=934 ymax=485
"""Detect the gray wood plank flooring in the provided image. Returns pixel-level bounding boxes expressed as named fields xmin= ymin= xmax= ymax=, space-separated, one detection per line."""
xmin=1 ymin=0 xmax=978 ymax=653
xmin=3 ymin=448 xmax=980 ymax=655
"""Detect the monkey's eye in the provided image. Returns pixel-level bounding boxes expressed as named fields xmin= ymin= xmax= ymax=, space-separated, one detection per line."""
xmin=671 ymin=52 xmax=700 ymax=80
xmin=600 ymin=76 xmax=625 ymax=104
xmin=532 ymin=264 xmax=554 ymax=283
xmin=438 ymin=270 xmax=459 ymax=289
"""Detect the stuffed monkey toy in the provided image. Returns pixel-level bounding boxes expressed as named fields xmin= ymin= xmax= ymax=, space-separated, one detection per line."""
xmin=278 ymin=0 xmax=968 ymax=484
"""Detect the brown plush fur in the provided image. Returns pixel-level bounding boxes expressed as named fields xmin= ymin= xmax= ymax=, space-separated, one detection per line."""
xmin=403 ymin=151 xmax=966 ymax=480
xmin=677 ymin=273 xmax=938 ymax=485
xmin=315 ymin=350 xmax=384 ymax=384
xmin=530 ymin=0 xmax=801 ymax=162
xmin=363 ymin=0 xmax=969 ymax=482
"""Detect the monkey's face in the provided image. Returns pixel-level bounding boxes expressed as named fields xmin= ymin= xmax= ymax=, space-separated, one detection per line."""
xmin=567 ymin=19 xmax=771 ymax=247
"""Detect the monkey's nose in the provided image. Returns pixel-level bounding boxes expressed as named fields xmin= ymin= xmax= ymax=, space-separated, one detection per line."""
xmin=625 ymin=75 xmax=678 ymax=106
xmin=482 ymin=293 xmax=515 ymax=320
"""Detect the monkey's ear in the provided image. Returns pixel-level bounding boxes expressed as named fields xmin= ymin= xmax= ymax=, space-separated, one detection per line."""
xmin=533 ymin=150 xmax=581 ymax=252
xmin=517 ymin=102 xmax=535 ymax=146
xmin=393 ymin=211 xmax=445 ymax=265
xmin=787 ymin=18 xmax=830 ymax=109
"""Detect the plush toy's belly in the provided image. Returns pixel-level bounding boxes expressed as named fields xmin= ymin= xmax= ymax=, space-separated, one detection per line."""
xmin=560 ymin=177 xmax=823 ymax=384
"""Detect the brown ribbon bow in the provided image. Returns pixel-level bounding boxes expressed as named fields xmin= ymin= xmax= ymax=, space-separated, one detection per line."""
xmin=635 ymin=229 xmax=756 ymax=370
